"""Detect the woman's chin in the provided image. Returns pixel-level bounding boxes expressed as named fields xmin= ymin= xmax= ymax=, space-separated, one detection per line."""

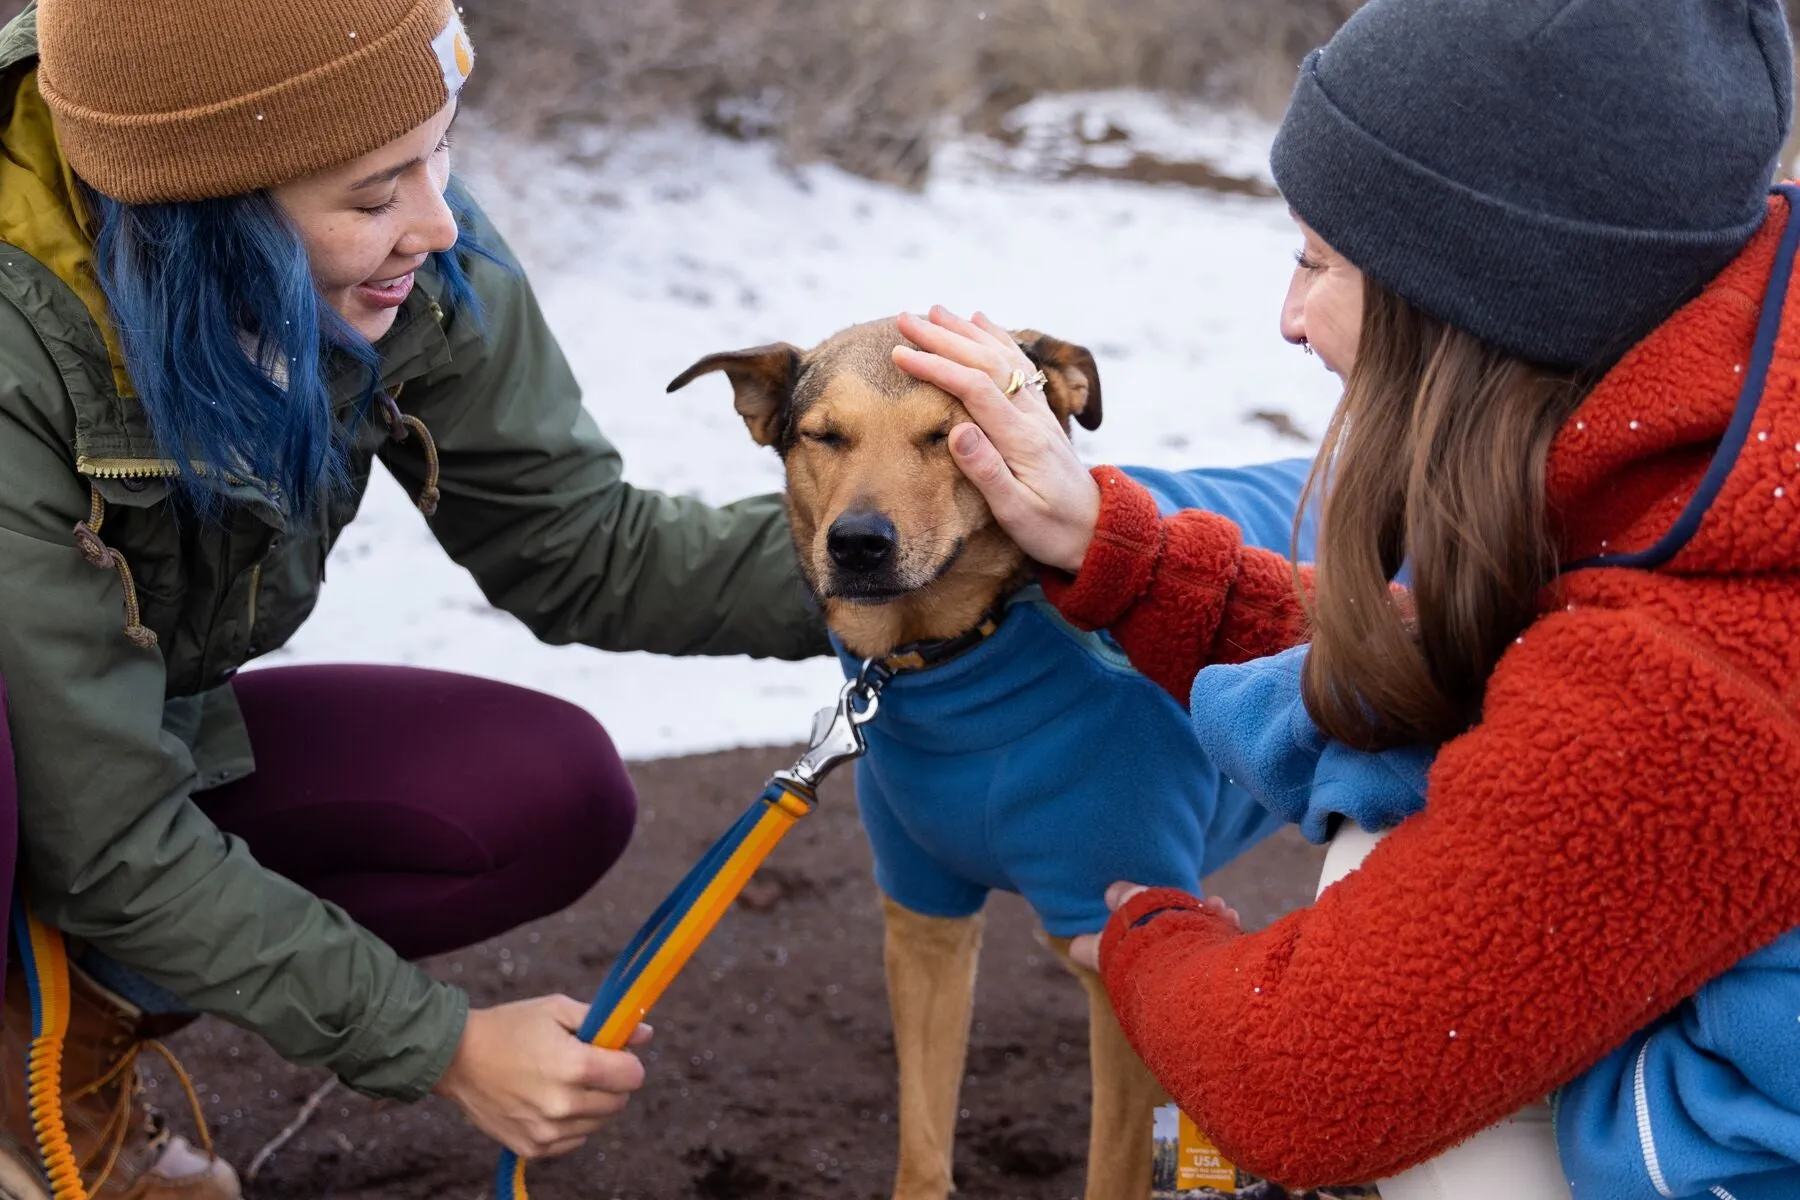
xmin=344 ymin=303 xmax=402 ymax=344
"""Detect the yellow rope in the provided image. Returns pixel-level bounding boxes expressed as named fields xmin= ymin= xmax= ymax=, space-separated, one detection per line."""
xmin=16 ymin=908 xmax=215 ymax=1200
xmin=21 ymin=908 xmax=86 ymax=1200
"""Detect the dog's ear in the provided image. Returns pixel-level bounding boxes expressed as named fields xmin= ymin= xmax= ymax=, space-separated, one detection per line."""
xmin=1014 ymin=331 xmax=1102 ymax=432
xmin=666 ymin=343 xmax=804 ymax=447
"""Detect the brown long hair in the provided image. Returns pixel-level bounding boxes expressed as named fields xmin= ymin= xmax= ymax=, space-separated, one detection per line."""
xmin=1299 ymin=278 xmax=1594 ymax=751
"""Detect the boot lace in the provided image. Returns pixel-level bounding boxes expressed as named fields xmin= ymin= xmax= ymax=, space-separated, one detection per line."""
xmin=69 ymin=1039 xmax=213 ymax=1196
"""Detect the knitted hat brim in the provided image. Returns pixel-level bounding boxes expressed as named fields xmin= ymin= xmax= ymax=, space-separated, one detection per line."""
xmin=1271 ymin=49 xmax=1768 ymax=370
xmin=40 ymin=0 xmax=455 ymax=204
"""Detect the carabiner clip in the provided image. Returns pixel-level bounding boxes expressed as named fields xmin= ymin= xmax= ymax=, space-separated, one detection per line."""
xmin=775 ymin=659 xmax=886 ymax=790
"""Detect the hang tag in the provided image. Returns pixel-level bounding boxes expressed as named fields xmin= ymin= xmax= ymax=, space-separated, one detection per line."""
xmin=1154 ymin=1105 xmax=1241 ymax=1195
xmin=1154 ymin=1105 xmax=1383 ymax=1197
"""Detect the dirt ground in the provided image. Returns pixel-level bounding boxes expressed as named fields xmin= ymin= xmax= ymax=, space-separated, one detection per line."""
xmin=150 ymin=743 xmax=1346 ymax=1199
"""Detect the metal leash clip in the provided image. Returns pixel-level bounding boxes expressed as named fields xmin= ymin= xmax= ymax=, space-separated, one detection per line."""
xmin=775 ymin=657 xmax=887 ymax=791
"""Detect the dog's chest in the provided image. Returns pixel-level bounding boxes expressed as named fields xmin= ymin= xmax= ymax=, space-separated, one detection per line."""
xmin=839 ymin=603 xmax=1216 ymax=895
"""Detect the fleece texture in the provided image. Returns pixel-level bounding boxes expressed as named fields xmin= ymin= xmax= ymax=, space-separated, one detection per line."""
xmin=1192 ymin=645 xmax=1800 ymax=1199
xmin=1188 ymin=644 xmax=1431 ymax=845
xmin=838 ymin=460 xmax=1314 ymax=937
xmin=1049 ymin=194 xmax=1800 ymax=1189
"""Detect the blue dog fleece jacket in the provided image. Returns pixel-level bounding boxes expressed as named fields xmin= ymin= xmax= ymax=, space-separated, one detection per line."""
xmin=1190 ymin=646 xmax=1800 ymax=1200
xmin=835 ymin=458 xmax=1315 ymax=937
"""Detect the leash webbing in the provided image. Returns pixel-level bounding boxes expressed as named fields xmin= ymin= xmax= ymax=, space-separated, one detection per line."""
xmin=496 ymin=662 xmax=888 ymax=1198
xmin=11 ymin=891 xmax=88 ymax=1200
xmin=494 ymin=780 xmax=815 ymax=1198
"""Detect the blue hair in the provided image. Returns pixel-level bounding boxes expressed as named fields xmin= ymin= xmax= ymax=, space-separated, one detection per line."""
xmin=90 ymin=179 xmax=501 ymax=519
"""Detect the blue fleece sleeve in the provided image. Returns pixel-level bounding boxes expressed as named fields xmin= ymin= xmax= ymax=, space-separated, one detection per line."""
xmin=1121 ymin=459 xmax=1433 ymax=844
xmin=1187 ymin=645 xmax=1433 ymax=845
xmin=1119 ymin=459 xmax=1318 ymax=559
xmin=1557 ymin=931 xmax=1800 ymax=1200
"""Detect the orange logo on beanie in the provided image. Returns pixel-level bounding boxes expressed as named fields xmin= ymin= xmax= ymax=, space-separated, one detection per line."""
xmin=430 ymin=9 xmax=474 ymax=100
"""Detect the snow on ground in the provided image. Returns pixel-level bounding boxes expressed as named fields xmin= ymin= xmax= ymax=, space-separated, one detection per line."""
xmin=261 ymin=95 xmax=1343 ymax=759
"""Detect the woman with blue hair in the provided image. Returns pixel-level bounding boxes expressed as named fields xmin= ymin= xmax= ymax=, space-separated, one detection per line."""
xmin=0 ymin=0 xmax=827 ymax=1194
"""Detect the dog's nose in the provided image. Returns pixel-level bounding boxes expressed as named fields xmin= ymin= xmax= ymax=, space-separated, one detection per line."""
xmin=827 ymin=511 xmax=898 ymax=572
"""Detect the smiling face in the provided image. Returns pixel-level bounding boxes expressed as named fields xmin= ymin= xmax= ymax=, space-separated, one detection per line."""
xmin=667 ymin=318 xmax=1101 ymax=656
xmin=270 ymin=102 xmax=461 ymax=342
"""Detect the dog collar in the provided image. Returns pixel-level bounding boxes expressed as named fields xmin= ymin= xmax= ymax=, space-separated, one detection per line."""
xmin=869 ymin=606 xmax=1008 ymax=684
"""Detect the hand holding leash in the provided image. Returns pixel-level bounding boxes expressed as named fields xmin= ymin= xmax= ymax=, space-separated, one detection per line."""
xmin=435 ymin=999 xmax=651 ymax=1159
xmin=893 ymin=307 xmax=1101 ymax=574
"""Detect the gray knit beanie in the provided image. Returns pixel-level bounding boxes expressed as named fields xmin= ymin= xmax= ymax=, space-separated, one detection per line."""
xmin=1271 ymin=0 xmax=1795 ymax=370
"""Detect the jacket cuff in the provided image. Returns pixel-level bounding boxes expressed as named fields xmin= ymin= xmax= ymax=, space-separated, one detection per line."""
xmin=1040 ymin=466 xmax=1164 ymax=630
xmin=337 ymin=970 xmax=470 ymax=1102
xmin=1101 ymin=887 xmax=1238 ymax=991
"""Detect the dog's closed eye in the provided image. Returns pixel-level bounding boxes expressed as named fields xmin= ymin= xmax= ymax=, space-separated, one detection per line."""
xmin=802 ymin=428 xmax=849 ymax=449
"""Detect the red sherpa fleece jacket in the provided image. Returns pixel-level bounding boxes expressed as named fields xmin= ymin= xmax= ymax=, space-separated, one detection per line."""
xmin=1040 ymin=194 xmax=1800 ymax=1188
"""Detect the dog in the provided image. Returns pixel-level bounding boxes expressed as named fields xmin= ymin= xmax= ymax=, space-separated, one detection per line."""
xmin=669 ymin=319 xmax=1286 ymax=1200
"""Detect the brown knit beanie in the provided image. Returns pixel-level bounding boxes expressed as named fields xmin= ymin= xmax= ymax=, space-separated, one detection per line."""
xmin=37 ymin=0 xmax=475 ymax=204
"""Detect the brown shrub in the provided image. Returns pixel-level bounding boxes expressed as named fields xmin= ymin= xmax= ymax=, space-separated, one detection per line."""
xmin=460 ymin=0 xmax=1365 ymax=185
xmin=3 ymin=0 xmax=1798 ymax=185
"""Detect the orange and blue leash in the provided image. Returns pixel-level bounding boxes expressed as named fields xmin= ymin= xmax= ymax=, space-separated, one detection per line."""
xmin=495 ymin=664 xmax=885 ymax=1199
xmin=10 ymin=892 xmax=90 ymax=1200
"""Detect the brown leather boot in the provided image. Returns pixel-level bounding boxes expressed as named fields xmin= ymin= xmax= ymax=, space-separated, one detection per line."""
xmin=0 ymin=957 xmax=240 ymax=1199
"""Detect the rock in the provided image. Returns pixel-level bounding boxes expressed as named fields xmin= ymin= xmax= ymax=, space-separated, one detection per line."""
xmin=974 ymin=1120 xmax=1077 ymax=1178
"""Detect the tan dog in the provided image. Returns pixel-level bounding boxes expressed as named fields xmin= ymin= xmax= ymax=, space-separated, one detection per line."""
xmin=669 ymin=319 xmax=1167 ymax=1200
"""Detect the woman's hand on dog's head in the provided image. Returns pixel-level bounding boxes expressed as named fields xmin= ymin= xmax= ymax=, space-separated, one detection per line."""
xmin=892 ymin=307 xmax=1101 ymax=574
xmin=1069 ymin=883 xmax=1242 ymax=971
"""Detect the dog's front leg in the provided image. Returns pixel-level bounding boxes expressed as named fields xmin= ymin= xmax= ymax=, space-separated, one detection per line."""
xmin=882 ymin=896 xmax=983 ymax=1200
xmin=1047 ymin=934 xmax=1168 ymax=1200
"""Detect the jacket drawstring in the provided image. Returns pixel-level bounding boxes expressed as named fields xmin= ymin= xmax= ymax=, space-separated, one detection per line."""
xmin=72 ymin=487 xmax=157 ymax=650
xmin=70 ymin=388 xmax=440 ymax=649
xmin=377 ymin=384 xmax=441 ymax=517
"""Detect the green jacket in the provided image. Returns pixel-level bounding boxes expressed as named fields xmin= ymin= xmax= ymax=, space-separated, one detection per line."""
xmin=0 ymin=5 xmax=823 ymax=1100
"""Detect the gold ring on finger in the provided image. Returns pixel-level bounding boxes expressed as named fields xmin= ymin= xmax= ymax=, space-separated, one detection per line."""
xmin=1003 ymin=367 xmax=1049 ymax=398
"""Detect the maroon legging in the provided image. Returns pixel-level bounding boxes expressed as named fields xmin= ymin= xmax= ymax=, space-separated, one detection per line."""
xmin=197 ymin=665 xmax=637 ymax=960
xmin=4 ymin=666 xmax=634 ymax=986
